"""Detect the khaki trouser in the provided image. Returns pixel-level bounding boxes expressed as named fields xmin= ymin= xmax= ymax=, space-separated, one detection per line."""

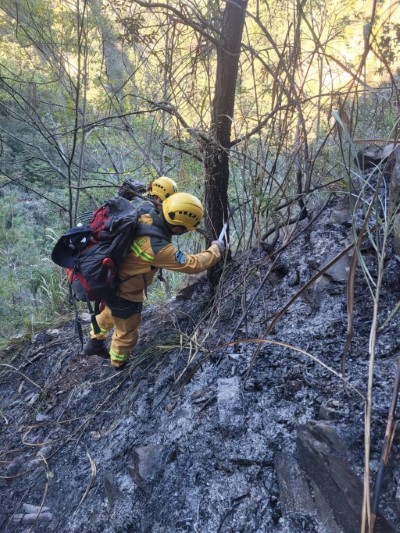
xmin=90 ymin=305 xmax=142 ymax=365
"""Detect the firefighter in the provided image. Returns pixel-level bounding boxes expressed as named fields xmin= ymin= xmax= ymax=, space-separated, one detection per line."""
xmin=118 ymin=175 xmax=178 ymax=213
xmin=83 ymin=192 xmax=225 ymax=368
xmin=147 ymin=176 xmax=178 ymax=212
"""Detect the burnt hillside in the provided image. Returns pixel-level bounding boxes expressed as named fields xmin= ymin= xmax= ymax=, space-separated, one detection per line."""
xmin=1 ymin=201 xmax=400 ymax=532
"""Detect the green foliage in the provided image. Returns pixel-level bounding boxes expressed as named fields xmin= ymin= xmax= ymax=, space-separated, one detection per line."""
xmin=376 ymin=22 xmax=400 ymax=74
xmin=35 ymin=271 xmax=70 ymax=318
xmin=0 ymin=191 xmax=72 ymax=349
xmin=146 ymin=271 xmax=182 ymax=304
xmin=23 ymin=159 xmax=60 ymax=189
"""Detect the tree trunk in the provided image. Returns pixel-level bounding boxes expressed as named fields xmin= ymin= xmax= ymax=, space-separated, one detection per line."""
xmin=204 ymin=0 xmax=247 ymax=285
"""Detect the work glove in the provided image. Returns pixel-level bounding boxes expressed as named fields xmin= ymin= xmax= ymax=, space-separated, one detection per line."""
xmin=212 ymin=239 xmax=226 ymax=255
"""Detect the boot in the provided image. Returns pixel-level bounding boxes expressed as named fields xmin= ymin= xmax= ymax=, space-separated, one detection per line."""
xmin=110 ymin=358 xmax=128 ymax=370
xmin=110 ymin=354 xmax=128 ymax=369
xmin=83 ymin=338 xmax=109 ymax=359
xmin=111 ymin=361 xmax=127 ymax=370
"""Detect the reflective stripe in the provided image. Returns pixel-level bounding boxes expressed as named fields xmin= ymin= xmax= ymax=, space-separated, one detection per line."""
xmin=130 ymin=240 xmax=154 ymax=262
xmin=90 ymin=324 xmax=109 ymax=339
xmin=110 ymin=348 xmax=128 ymax=362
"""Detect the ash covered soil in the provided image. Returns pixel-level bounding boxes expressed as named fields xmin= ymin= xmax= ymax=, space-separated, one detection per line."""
xmin=1 ymin=203 xmax=400 ymax=533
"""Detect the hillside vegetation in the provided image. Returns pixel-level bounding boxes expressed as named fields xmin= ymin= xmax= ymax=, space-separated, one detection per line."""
xmin=1 ymin=1 xmax=400 ymax=530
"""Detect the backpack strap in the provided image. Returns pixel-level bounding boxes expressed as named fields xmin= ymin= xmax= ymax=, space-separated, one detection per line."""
xmin=68 ymin=284 xmax=84 ymax=348
xmin=135 ymin=224 xmax=171 ymax=284
xmin=158 ymin=269 xmax=165 ymax=282
xmin=135 ymin=224 xmax=171 ymax=242
xmin=83 ymin=298 xmax=109 ymax=335
xmin=117 ymin=224 xmax=171 ymax=293
xmin=86 ymin=297 xmax=101 ymax=335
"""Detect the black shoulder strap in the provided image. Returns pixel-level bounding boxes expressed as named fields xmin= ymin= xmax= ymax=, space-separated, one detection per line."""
xmin=135 ymin=223 xmax=171 ymax=242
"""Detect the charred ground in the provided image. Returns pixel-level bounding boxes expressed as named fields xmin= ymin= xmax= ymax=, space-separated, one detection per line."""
xmin=1 ymin=200 xmax=400 ymax=532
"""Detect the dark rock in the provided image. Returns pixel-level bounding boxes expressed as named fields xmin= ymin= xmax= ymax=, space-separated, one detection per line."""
xmin=297 ymin=421 xmax=395 ymax=533
xmin=103 ymin=473 xmax=123 ymax=508
xmin=217 ymin=376 xmax=246 ymax=435
xmin=133 ymin=445 xmax=165 ymax=481
xmin=274 ymin=452 xmax=315 ymax=516
xmin=354 ymin=146 xmax=383 ymax=170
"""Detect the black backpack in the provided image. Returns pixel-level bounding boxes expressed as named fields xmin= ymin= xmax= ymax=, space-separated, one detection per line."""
xmin=51 ymin=196 xmax=169 ymax=342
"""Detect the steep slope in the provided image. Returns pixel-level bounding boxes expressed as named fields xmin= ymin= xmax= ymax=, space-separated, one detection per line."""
xmin=1 ymin=203 xmax=400 ymax=532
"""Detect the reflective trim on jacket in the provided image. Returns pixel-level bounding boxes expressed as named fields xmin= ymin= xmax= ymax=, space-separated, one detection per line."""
xmin=117 ymin=212 xmax=221 ymax=302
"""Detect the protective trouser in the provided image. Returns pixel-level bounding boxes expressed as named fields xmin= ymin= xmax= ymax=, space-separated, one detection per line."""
xmin=90 ymin=296 xmax=143 ymax=366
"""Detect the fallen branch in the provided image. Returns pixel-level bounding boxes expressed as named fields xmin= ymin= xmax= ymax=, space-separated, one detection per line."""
xmin=73 ymin=451 xmax=97 ymax=516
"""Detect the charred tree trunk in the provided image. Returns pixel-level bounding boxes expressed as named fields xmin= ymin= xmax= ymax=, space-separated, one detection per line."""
xmin=204 ymin=0 xmax=247 ymax=285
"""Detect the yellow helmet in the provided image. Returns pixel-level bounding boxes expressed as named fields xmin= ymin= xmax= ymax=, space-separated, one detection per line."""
xmin=162 ymin=192 xmax=203 ymax=231
xmin=150 ymin=176 xmax=178 ymax=202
